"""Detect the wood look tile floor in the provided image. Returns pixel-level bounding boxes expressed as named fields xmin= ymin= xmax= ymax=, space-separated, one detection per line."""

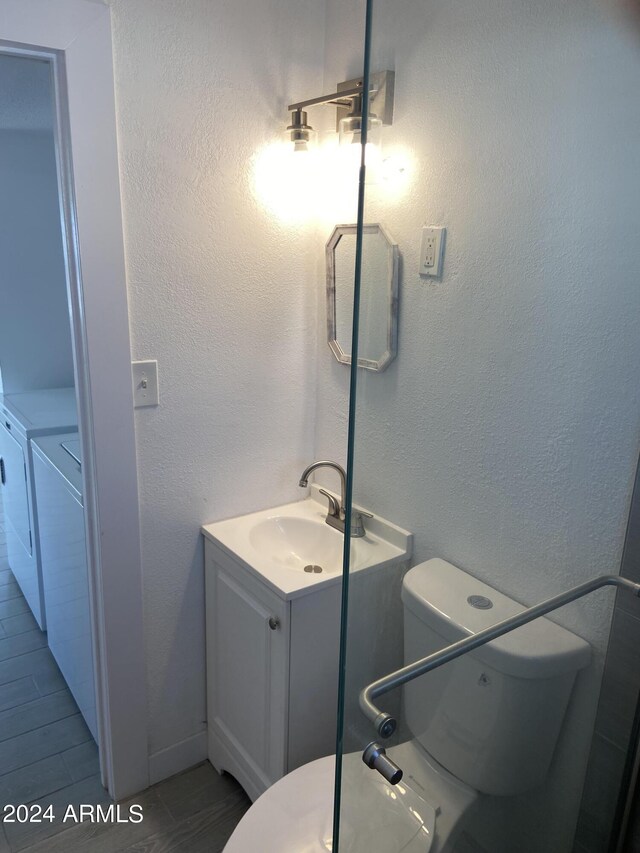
xmin=0 ymin=505 xmax=250 ymax=852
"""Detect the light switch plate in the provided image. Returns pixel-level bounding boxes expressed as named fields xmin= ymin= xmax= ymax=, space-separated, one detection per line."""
xmin=419 ymin=226 xmax=446 ymax=277
xmin=132 ymin=360 xmax=159 ymax=408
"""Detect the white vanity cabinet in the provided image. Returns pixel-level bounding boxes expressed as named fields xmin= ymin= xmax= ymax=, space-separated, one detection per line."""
xmin=204 ymin=539 xmax=342 ymax=802
xmin=203 ymin=492 xmax=412 ymax=803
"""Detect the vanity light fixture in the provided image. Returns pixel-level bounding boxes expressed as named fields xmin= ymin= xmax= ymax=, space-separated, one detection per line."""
xmin=286 ymin=108 xmax=316 ymax=152
xmin=286 ymin=70 xmax=394 ymax=152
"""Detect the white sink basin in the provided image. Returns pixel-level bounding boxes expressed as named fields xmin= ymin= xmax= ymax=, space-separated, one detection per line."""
xmin=249 ymin=517 xmax=343 ymax=574
xmin=202 ymin=485 xmax=413 ymax=599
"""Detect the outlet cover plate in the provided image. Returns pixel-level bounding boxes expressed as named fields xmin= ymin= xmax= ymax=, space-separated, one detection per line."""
xmin=420 ymin=226 xmax=446 ymax=277
xmin=132 ymin=360 xmax=159 ymax=408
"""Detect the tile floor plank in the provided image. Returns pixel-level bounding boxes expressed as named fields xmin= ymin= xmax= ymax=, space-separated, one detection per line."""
xmin=0 ymin=631 xmax=47 ymax=663
xmin=0 ymin=690 xmax=79 ymax=743
xmin=61 ymin=741 xmax=100 ymax=783
xmin=0 ymin=754 xmax=73 ymax=806
xmin=0 ymin=648 xmax=58 ymax=686
xmin=32 ymin=667 xmax=67 ymax=698
xmin=0 ymin=713 xmax=91 ymax=777
xmin=0 ymin=581 xmax=21 ymax=603
xmin=18 ymin=788 xmax=176 ymax=853
xmin=155 ymin=762 xmax=240 ymax=823
xmin=0 ymin=597 xmax=30 ymax=620
xmin=0 ymin=676 xmax=39 ymax=713
xmin=2 ymin=774 xmax=110 ymax=852
xmin=1 ymin=612 xmax=39 ymax=638
xmin=119 ymin=790 xmax=249 ymax=853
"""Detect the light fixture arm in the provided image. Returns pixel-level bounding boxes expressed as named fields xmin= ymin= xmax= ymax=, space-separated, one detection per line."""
xmin=287 ymin=70 xmax=395 ymax=133
xmin=288 ymin=86 xmax=363 ymax=113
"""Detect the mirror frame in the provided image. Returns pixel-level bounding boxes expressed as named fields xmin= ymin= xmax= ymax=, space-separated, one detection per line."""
xmin=326 ymin=223 xmax=399 ymax=372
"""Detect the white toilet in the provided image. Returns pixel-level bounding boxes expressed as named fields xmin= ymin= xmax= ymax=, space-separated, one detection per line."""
xmin=224 ymin=558 xmax=591 ymax=852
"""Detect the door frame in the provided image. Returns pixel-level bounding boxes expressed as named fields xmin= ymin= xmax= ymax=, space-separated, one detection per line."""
xmin=0 ymin=0 xmax=149 ymax=799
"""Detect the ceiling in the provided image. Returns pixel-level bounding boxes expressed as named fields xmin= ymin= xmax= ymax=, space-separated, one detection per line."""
xmin=0 ymin=53 xmax=54 ymax=132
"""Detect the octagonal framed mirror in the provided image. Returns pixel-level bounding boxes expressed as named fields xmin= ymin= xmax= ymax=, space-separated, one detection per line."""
xmin=326 ymin=223 xmax=399 ymax=372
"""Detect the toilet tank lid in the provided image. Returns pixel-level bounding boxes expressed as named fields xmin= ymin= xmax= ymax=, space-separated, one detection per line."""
xmin=402 ymin=559 xmax=591 ymax=679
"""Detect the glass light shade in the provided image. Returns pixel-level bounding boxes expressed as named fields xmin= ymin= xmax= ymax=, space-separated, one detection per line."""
xmin=338 ymin=113 xmax=382 ymax=150
xmin=284 ymin=127 xmax=317 ymax=153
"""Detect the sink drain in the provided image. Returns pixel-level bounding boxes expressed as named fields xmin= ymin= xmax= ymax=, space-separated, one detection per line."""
xmin=304 ymin=564 xmax=323 ymax=574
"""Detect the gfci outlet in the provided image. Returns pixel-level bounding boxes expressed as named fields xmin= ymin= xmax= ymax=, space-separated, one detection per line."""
xmin=420 ymin=226 xmax=446 ymax=277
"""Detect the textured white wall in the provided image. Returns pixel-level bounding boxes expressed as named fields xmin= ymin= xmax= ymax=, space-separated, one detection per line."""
xmin=315 ymin=0 xmax=640 ymax=849
xmin=105 ymin=0 xmax=325 ymax=761
xmin=0 ymin=129 xmax=74 ymax=393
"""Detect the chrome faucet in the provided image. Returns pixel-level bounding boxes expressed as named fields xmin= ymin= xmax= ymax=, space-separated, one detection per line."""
xmin=298 ymin=460 xmax=372 ymax=537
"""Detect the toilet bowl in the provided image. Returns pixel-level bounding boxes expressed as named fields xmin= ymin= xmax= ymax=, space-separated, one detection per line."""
xmin=224 ymin=558 xmax=591 ymax=852
xmin=224 ymin=755 xmax=335 ymax=853
xmin=224 ymin=743 xmax=475 ymax=853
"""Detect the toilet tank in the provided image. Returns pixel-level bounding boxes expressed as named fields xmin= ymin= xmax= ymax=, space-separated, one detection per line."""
xmin=401 ymin=559 xmax=591 ymax=796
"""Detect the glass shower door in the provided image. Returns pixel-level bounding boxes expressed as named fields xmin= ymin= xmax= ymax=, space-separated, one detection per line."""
xmin=333 ymin=1 xmax=640 ymax=851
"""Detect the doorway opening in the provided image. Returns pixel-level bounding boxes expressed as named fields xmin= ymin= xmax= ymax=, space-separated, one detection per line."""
xmin=0 ymin=49 xmax=104 ymax=829
xmin=1 ymin=0 xmax=149 ymax=815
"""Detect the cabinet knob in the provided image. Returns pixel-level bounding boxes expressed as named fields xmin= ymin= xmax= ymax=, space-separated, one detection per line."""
xmin=268 ymin=616 xmax=280 ymax=631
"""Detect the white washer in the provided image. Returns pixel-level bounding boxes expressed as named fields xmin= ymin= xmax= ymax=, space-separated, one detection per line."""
xmin=0 ymin=388 xmax=78 ymax=628
xmin=32 ymin=432 xmax=97 ymax=742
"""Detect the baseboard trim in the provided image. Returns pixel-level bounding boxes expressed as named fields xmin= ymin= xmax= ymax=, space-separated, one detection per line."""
xmin=148 ymin=730 xmax=208 ymax=785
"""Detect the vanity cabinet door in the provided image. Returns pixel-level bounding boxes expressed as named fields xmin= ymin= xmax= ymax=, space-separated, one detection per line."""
xmin=206 ymin=544 xmax=288 ymax=797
